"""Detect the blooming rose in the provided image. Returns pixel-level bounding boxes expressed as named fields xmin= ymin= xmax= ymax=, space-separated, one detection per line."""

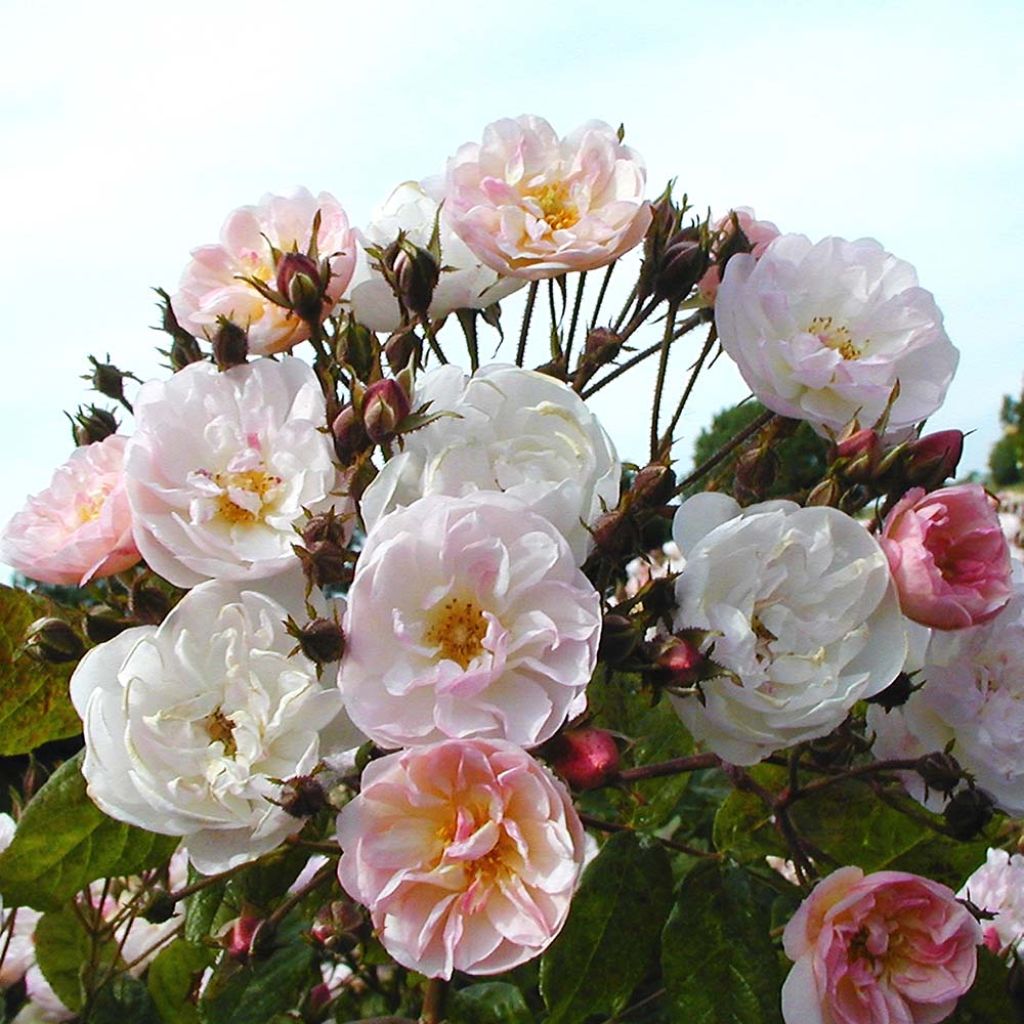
xmin=868 ymin=574 xmax=1024 ymax=816
xmin=171 ymin=188 xmax=356 ymax=355
xmin=1 ymin=435 xmax=139 ymax=586
xmin=0 ymin=814 xmax=39 ymax=990
xmin=958 ymin=848 xmax=1024 ymax=955
xmin=782 ymin=866 xmax=980 ymax=1024
xmin=346 ymin=180 xmax=523 ymax=332
xmin=696 ymin=207 xmax=780 ymax=305
xmin=880 ymin=484 xmax=1012 ymax=630
xmin=124 ymin=358 xmax=342 ymax=588
xmin=670 ymin=493 xmax=906 ymax=765
xmin=70 ymin=580 xmax=360 ymax=874
xmin=715 ymin=234 xmax=959 ymax=437
xmin=340 ymin=493 xmax=601 ymax=749
xmin=444 ymin=115 xmax=651 ymax=279
xmin=337 ymin=738 xmax=589 ymax=978
xmin=360 ymin=364 xmax=619 ymax=564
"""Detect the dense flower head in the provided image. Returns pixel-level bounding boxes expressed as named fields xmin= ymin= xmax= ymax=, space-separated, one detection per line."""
xmin=782 ymin=866 xmax=980 ymax=1024
xmin=880 ymin=484 xmax=1012 ymax=630
xmin=340 ymin=492 xmax=601 ymax=749
xmin=360 ymin=363 xmax=619 ymax=564
xmin=0 ymin=435 xmax=139 ymax=586
xmin=697 ymin=207 xmax=780 ymax=304
xmin=444 ymin=115 xmax=651 ymax=279
xmin=869 ymin=575 xmax=1024 ymax=816
xmin=337 ymin=738 xmax=589 ymax=978
xmin=124 ymin=358 xmax=343 ymax=588
xmin=346 ymin=180 xmax=523 ymax=332
xmin=171 ymin=188 xmax=356 ymax=355
xmin=670 ymin=493 xmax=906 ymax=764
xmin=70 ymin=580 xmax=360 ymax=874
xmin=715 ymin=234 xmax=959 ymax=437
xmin=957 ymin=848 xmax=1024 ymax=955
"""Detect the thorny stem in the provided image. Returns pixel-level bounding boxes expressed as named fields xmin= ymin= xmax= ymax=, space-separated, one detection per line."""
xmin=658 ymin=325 xmax=717 ymax=459
xmin=615 ymin=753 xmax=721 ymax=783
xmin=672 ymin=408 xmax=776 ymax=496
xmin=578 ymin=814 xmax=719 ymax=860
xmin=259 ymin=859 xmax=336 ymax=941
xmin=516 ymin=281 xmax=539 ymax=366
xmin=588 ymin=261 xmax=616 ymax=330
xmin=779 ymin=758 xmax=922 ymax=805
xmin=420 ymin=317 xmax=449 ymax=366
xmin=166 ymin=855 xmax=260 ymax=904
xmin=649 ymin=302 xmax=679 ymax=460
xmin=612 ymin=282 xmax=640 ymax=332
xmin=564 ymin=271 xmax=587 ymax=367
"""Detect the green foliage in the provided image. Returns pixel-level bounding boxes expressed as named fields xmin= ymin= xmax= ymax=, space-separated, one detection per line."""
xmin=689 ymin=400 xmax=828 ymax=498
xmin=989 ymin=433 xmax=1023 ymax=486
xmin=948 ymin=948 xmax=1022 ymax=1023
xmin=448 ymin=982 xmax=533 ymax=1024
xmin=148 ymin=941 xmax=217 ymax=1024
xmin=0 ymin=584 xmax=82 ymax=755
xmin=0 ymin=751 xmax=178 ymax=911
xmin=662 ymin=862 xmax=783 ymax=1024
xmin=540 ymin=831 xmax=673 ymax=1024
xmin=91 ymin=974 xmax=162 ymax=1024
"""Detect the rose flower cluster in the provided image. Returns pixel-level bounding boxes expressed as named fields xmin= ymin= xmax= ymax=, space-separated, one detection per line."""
xmin=0 ymin=114 xmax=1017 ymax=1024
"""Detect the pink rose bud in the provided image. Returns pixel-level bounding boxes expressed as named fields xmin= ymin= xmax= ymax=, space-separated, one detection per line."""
xmin=275 ymin=251 xmax=324 ymax=322
xmin=656 ymin=635 xmax=704 ymax=686
xmin=224 ymin=913 xmax=263 ymax=963
xmin=881 ymin=484 xmax=1013 ymax=630
xmin=904 ymin=429 xmax=965 ymax=489
xmin=834 ymin=426 xmax=881 ymax=478
xmin=362 ymin=379 xmax=411 ymax=444
xmin=331 ymin=403 xmax=369 ymax=464
xmin=548 ymin=728 xmax=620 ymax=789
xmin=783 ymin=867 xmax=981 ymax=1024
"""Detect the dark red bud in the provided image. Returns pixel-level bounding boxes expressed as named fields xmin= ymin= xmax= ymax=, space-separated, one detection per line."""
xmin=630 ymin=464 xmax=676 ymax=507
xmin=68 ymin=404 xmax=119 ymax=446
xmin=225 ymin=914 xmax=263 ymax=963
xmin=384 ymin=328 xmax=418 ymax=374
xmin=362 ymin=379 xmax=411 ymax=444
xmin=212 ymin=319 xmax=249 ymax=371
xmin=331 ymin=404 xmax=369 ymax=464
xmin=916 ymin=751 xmax=963 ymax=796
xmin=23 ymin=617 xmax=85 ymax=664
xmin=904 ymin=430 xmax=965 ymax=488
xmin=276 ymin=252 xmax=325 ymax=322
xmin=294 ymin=618 xmax=346 ymax=666
xmin=654 ymin=233 xmax=708 ymax=303
xmin=656 ymin=636 xmax=704 ymax=686
xmin=278 ymin=773 xmax=330 ymax=818
xmin=590 ymin=509 xmax=630 ymax=558
xmin=548 ymin=729 xmax=620 ymax=790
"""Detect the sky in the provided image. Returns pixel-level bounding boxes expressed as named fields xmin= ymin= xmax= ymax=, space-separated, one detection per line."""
xmin=2 ymin=0 xmax=1022 ymax=579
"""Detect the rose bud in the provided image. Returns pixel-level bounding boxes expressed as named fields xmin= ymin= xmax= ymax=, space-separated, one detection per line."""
xmin=141 ymin=889 xmax=178 ymax=924
xmin=68 ymin=404 xmax=119 ymax=446
xmin=278 ymin=773 xmax=329 ymax=818
xmin=84 ymin=355 xmax=137 ymax=407
xmin=630 ymin=463 xmax=676 ymax=508
xmin=590 ymin=509 xmax=630 ymax=558
xmin=382 ymin=238 xmax=440 ymax=318
xmin=223 ymin=911 xmax=264 ymax=963
xmin=301 ymin=508 xmax=350 ymax=549
xmin=275 ymin=251 xmax=325 ymax=323
xmin=805 ymin=477 xmax=841 ymax=507
xmin=296 ymin=540 xmax=351 ymax=589
xmin=944 ymin=787 xmax=995 ymax=840
xmin=85 ymin=603 xmax=133 ymax=644
xmin=864 ymin=671 xmax=916 ymax=710
xmin=23 ymin=617 xmax=85 ymax=664
xmin=916 ymin=750 xmax=964 ymax=797
xmin=384 ymin=327 xmax=418 ymax=374
xmin=548 ymin=728 xmax=620 ymax=790
xmin=331 ymin=403 xmax=369 ymax=464
xmin=598 ymin=613 xmax=639 ymax=665
xmin=904 ymin=429 xmax=965 ymax=489
xmin=362 ymin=378 xmax=411 ymax=444
xmin=128 ymin=581 xmax=170 ymax=625
xmin=311 ymin=899 xmax=363 ymax=951
xmin=834 ymin=427 xmax=882 ymax=482
xmin=655 ymin=634 xmax=705 ymax=687
xmin=654 ymin=229 xmax=707 ymax=304
xmin=212 ymin=318 xmax=249 ymax=371
xmin=290 ymin=617 xmax=346 ymax=666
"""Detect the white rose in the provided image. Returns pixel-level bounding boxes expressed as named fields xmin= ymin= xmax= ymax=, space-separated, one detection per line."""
xmin=716 ymin=234 xmax=959 ymax=437
xmin=869 ymin=575 xmax=1024 ymax=816
xmin=339 ymin=493 xmax=601 ymax=749
xmin=125 ymin=358 xmax=344 ymax=588
xmin=958 ymin=848 xmax=1024 ymax=955
xmin=346 ymin=180 xmax=523 ymax=332
xmin=70 ymin=580 xmax=360 ymax=874
xmin=671 ymin=493 xmax=906 ymax=765
xmin=360 ymin=364 xmax=620 ymax=564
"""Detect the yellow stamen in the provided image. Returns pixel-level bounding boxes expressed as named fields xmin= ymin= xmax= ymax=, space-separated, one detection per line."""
xmin=213 ymin=469 xmax=280 ymax=525
xmin=807 ymin=315 xmax=862 ymax=361
xmin=75 ymin=493 xmax=107 ymax=525
xmin=204 ymin=708 xmax=237 ymax=757
xmin=524 ymin=181 xmax=579 ymax=232
xmin=424 ymin=597 xmax=487 ymax=669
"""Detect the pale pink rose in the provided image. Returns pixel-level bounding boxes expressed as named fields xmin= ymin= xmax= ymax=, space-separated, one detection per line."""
xmin=0 ymin=435 xmax=140 ymax=586
xmin=171 ymin=188 xmax=356 ymax=355
xmin=782 ymin=866 xmax=981 ymax=1024
xmin=340 ymin=493 xmax=601 ymax=749
xmin=697 ymin=207 xmax=780 ymax=304
xmin=881 ymin=485 xmax=1012 ymax=630
xmin=958 ymin=848 xmax=1024 ymax=956
xmin=337 ymin=738 xmax=589 ymax=979
xmin=444 ymin=115 xmax=652 ymax=280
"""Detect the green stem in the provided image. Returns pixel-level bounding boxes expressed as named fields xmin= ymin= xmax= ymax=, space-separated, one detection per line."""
xmin=588 ymin=261 xmax=616 ymax=330
xmin=672 ymin=408 xmax=775 ymax=496
xmin=516 ymin=281 xmax=539 ymax=366
xmin=649 ymin=302 xmax=679 ymax=460
xmin=564 ymin=271 xmax=587 ymax=368
xmin=657 ymin=325 xmax=716 ymax=459
xmin=420 ymin=977 xmax=447 ymax=1024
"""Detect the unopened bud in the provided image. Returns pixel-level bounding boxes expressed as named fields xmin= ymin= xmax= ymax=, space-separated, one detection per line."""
xmin=589 ymin=509 xmax=630 ymax=558
xmin=224 ymin=913 xmax=263 ymax=963
xmin=834 ymin=428 xmax=882 ymax=483
xmin=904 ymin=430 xmax=965 ymax=489
xmin=864 ymin=671 xmax=916 ymax=710
xmin=23 ymin=617 xmax=85 ymax=664
xmin=311 ymin=899 xmax=363 ymax=951
xmin=598 ymin=613 xmax=639 ymax=665
xmin=85 ymin=604 xmax=133 ymax=644
xmin=301 ymin=509 xmax=349 ymax=549
xmin=212 ymin=319 xmax=249 ymax=371
xmin=916 ymin=750 xmax=963 ymax=796
xmin=734 ymin=447 xmax=778 ymax=502
xmin=630 ymin=464 xmax=676 ymax=508
xmin=805 ymin=477 xmax=841 ymax=507
xmin=654 ymin=231 xmax=707 ymax=304
xmin=585 ymin=327 xmax=622 ymax=364
xmin=85 ymin=356 xmax=135 ymax=405
xmin=548 ymin=728 xmax=620 ymax=790
xmin=354 ymin=741 xmax=381 ymax=774
xmin=142 ymin=889 xmax=177 ymax=924
xmin=654 ymin=635 xmax=704 ymax=687
xmin=292 ymin=617 xmax=346 ymax=665
xmin=944 ymin=787 xmax=994 ymax=840
xmin=275 ymin=252 xmax=325 ymax=323
xmin=278 ymin=773 xmax=329 ymax=818
xmin=129 ymin=582 xmax=170 ymax=625
xmin=296 ymin=540 xmax=351 ymax=589
xmin=384 ymin=328 xmax=418 ymax=374
xmin=168 ymin=333 xmax=204 ymax=371
xmin=331 ymin=404 xmax=369 ymax=464
xmin=69 ymin=405 xmax=119 ymax=446
xmin=362 ymin=379 xmax=411 ymax=444
xmin=382 ymin=239 xmax=439 ymax=318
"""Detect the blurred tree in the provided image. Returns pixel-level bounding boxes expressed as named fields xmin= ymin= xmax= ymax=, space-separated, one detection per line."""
xmin=989 ymin=390 xmax=1024 ymax=487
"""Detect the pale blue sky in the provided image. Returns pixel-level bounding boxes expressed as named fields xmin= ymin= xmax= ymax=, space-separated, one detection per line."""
xmin=2 ymin=0 xmax=1022 ymax=578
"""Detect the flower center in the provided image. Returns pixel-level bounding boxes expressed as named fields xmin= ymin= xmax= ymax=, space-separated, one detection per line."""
xmin=525 ymin=181 xmax=580 ymax=232
xmin=212 ymin=468 xmax=281 ymax=525
xmin=424 ymin=597 xmax=488 ymax=669
xmin=204 ymin=707 xmax=238 ymax=757
xmin=808 ymin=315 xmax=861 ymax=360
xmin=75 ymin=492 xmax=108 ymax=525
